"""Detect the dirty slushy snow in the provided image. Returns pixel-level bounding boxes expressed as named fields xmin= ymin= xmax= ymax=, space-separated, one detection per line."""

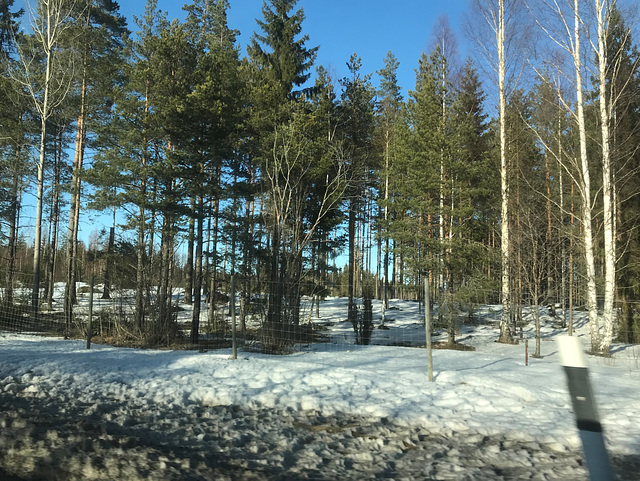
xmin=1 ymin=297 xmax=639 ymax=479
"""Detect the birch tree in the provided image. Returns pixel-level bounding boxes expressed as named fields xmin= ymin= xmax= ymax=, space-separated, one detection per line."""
xmin=262 ymin=107 xmax=346 ymax=340
xmin=535 ymin=0 xmax=598 ymax=348
xmin=497 ymin=0 xmax=511 ymax=342
xmin=469 ymin=0 xmax=529 ymax=342
xmin=591 ymin=1 xmax=640 ymax=353
xmin=532 ymin=0 xmax=633 ymax=354
xmin=11 ymin=0 xmax=78 ymax=318
xmin=594 ymin=0 xmax=615 ymax=354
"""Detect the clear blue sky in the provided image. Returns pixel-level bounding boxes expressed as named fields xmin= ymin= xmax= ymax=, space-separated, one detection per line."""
xmin=140 ymin=0 xmax=471 ymax=96
xmin=14 ymin=0 xmax=475 ymax=95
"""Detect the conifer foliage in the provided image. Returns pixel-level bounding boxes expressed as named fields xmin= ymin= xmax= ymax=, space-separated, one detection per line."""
xmin=3 ymin=0 xmax=640 ymax=353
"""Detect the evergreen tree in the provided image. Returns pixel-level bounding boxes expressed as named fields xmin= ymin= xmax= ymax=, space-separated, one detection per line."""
xmin=449 ymin=58 xmax=497 ymax=315
xmin=181 ymin=0 xmax=243 ymax=343
xmin=375 ymin=50 xmax=402 ymax=316
xmin=64 ymin=0 xmax=127 ymax=320
xmin=389 ymin=52 xmax=440 ymax=282
xmin=248 ymin=0 xmax=321 ymax=331
xmin=88 ymin=0 xmax=169 ymax=332
xmin=605 ymin=6 xmax=640 ymax=343
xmin=248 ymin=0 xmax=318 ymax=106
xmin=0 ymin=0 xmax=26 ymax=304
xmin=338 ymin=53 xmax=376 ymax=332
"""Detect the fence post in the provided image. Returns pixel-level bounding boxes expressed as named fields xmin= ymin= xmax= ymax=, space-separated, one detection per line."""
xmin=425 ymin=277 xmax=433 ymax=382
xmin=231 ymin=275 xmax=237 ymax=360
xmin=87 ymin=276 xmax=94 ymax=349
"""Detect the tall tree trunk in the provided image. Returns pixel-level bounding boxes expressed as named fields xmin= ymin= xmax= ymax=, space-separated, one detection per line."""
xmin=46 ymin=130 xmax=62 ymax=308
xmin=64 ymin=75 xmax=87 ymax=327
xmin=569 ymin=183 xmax=575 ymax=335
xmin=102 ymin=207 xmax=115 ymax=299
xmin=191 ymin=194 xmax=204 ymax=344
xmin=135 ymin=206 xmax=146 ymax=330
xmin=209 ymin=167 xmax=221 ymax=328
xmin=348 ymin=197 xmax=357 ymax=324
xmin=184 ymin=197 xmax=195 ymax=304
xmin=558 ymin=97 xmax=567 ymax=328
xmin=573 ymin=0 xmax=599 ymax=350
xmin=6 ymin=158 xmax=21 ymax=305
xmin=32 ymin=110 xmax=48 ymax=320
xmin=383 ymin=136 xmax=390 ymax=312
xmin=135 ymin=92 xmax=149 ymax=331
xmin=240 ymin=192 xmax=255 ymax=335
xmin=596 ymin=0 xmax=615 ymax=355
xmin=157 ymin=213 xmax=171 ymax=339
xmin=544 ymin=152 xmax=553 ymax=306
xmin=497 ymin=0 xmax=512 ymax=342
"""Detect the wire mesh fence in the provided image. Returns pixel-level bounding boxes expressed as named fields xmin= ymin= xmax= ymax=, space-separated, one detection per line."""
xmin=2 ymin=267 xmax=640 ymax=353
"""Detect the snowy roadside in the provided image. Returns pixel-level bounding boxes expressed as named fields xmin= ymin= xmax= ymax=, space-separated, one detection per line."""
xmin=1 ymin=330 xmax=639 ymax=479
xmin=0 ymin=388 xmax=621 ymax=481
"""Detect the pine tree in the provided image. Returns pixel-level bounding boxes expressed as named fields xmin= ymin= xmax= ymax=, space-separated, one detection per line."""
xmin=88 ymin=0 xmax=170 ymax=332
xmin=375 ymin=51 xmax=402 ymax=318
xmin=605 ymin=6 xmax=640 ymax=343
xmin=248 ymin=0 xmax=320 ymax=330
xmin=64 ymin=0 xmax=127 ymax=322
xmin=338 ymin=53 xmax=376 ymax=332
xmin=0 ymin=0 xmax=26 ymax=304
xmin=181 ymin=0 xmax=243 ymax=344
xmin=10 ymin=0 xmax=78 ymax=319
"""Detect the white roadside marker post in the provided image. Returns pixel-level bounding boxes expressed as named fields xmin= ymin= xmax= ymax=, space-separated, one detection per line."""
xmin=557 ymin=336 xmax=612 ymax=480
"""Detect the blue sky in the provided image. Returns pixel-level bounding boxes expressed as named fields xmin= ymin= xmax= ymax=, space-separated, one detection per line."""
xmin=14 ymin=0 xmax=475 ymax=97
xmin=138 ymin=0 xmax=471 ymax=97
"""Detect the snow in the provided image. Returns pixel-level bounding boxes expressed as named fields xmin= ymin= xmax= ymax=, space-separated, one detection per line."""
xmin=1 ymin=297 xmax=639 ymax=479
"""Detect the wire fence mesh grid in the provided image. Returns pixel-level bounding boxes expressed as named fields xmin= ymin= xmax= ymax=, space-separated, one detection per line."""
xmin=4 ymin=267 xmax=640 ymax=357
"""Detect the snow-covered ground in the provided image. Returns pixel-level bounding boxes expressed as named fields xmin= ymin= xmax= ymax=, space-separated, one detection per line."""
xmin=1 ymin=297 xmax=639 ymax=480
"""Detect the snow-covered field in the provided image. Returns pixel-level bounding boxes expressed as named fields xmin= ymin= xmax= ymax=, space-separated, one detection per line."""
xmin=1 ymin=297 xmax=639 ymax=480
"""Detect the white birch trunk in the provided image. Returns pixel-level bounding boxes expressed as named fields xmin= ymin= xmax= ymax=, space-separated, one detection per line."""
xmin=498 ymin=0 xmax=512 ymax=342
xmin=18 ymin=0 xmax=78 ymax=318
xmin=573 ymin=0 xmax=600 ymax=349
xmin=31 ymin=92 xmax=48 ymax=317
xmin=31 ymin=1 xmax=56 ymax=317
xmin=596 ymin=0 xmax=615 ymax=355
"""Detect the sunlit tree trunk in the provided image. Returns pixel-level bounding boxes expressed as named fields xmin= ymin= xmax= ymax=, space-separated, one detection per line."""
xmin=572 ymin=0 xmax=599 ymax=349
xmin=596 ymin=0 xmax=615 ymax=355
xmin=64 ymin=74 xmax=86 ymax=324
xmin=497 ymin=0 xmax=512 ymax=342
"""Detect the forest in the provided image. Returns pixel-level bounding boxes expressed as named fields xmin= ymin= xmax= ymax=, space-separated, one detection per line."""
xmin=1 ymin=0 xmax=640 ymax=355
